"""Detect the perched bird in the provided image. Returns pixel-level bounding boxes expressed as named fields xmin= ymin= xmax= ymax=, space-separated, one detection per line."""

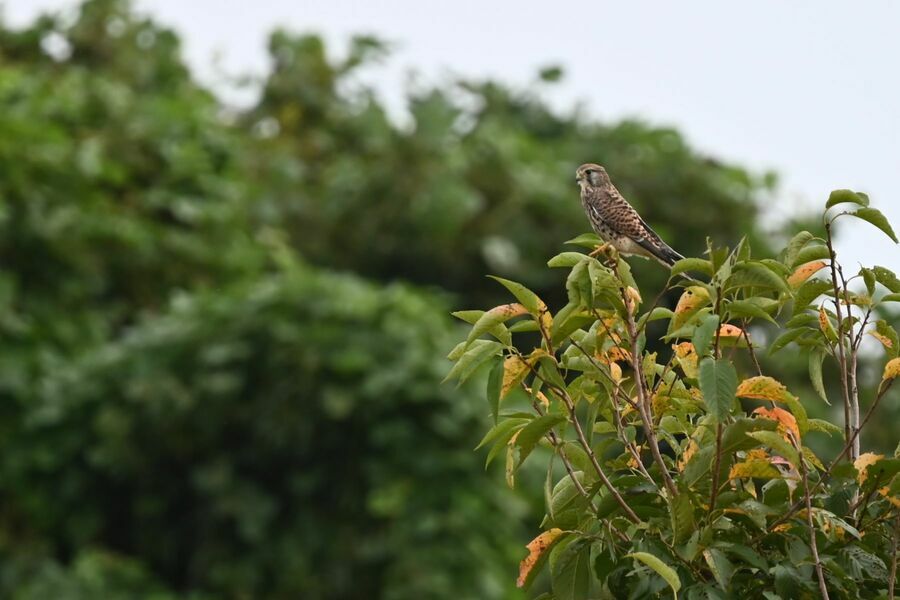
xmin=575 ymin=163 xmax=684 ymax=267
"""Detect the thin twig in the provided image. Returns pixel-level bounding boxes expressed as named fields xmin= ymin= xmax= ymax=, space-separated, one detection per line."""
xmin=798 ymin=438 xmax=830 ymax=600
xmin=825 ymin=220 xmax=854 ymax=457
xmin=767 ymin=379 xmax=895 ymax=531
xmin=526 ymin=367 xmax=642 ymax=523
xmin=889 ymin=516 xmax=898 ymax=600
xmin=614 ymin=269 xmax=678 ymax=497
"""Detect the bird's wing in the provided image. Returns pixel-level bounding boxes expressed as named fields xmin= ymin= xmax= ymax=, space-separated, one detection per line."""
xmin=604 ymin=189 xmax=684 ymax=266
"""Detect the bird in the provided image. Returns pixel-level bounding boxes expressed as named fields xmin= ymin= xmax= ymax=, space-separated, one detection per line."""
xmin=575 ymin=163 xmax=684 ymax=267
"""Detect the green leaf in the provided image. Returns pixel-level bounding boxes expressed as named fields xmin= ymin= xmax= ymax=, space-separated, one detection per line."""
xmin=729 ymin=262 xmax=789 ymax=292
xmin=476 ymin=417 xmax=529 ymax=451
xmin=783 ymin=231 xmax=813 ymax=267
xmin=692 ymin=313 xmax=719 ymax=357
xmin=548 ymin=251 xmax=587 ymax=268
xmin=444 ymin=340 xmax=502 ymax=384
xmin=565 ymin=232 xmax=603 ymax=248
xmin=780 ymin=393 xmax=808 ymax=435
xmin=670 ymin=492 xmax=695 ymax=544
xmin=874 ymin=266 xmax=900 ymax=293
xmin=791 ymin=244 xmax=830 ymax=268
xmin=703 ymin=548 xmax=734 ymax=590
xmin=768 ymin=328 xmax=807 ymax=355
xmin=515 ymin=414 xmax=567 ymax=468
xmin=807 ymin=418 xmax=843 ymax=437
xmin=698 ymin=358 xmax=738 ymax=423
xmin=881 ymin=292 xmax=900 ymax=304
xmin=626 ymin=552 xmax=681 ymax=596
xmin=549 ymin=472 xmax=588 ymax=526
xmin=726 ymin=299 xmax=778 ymax=325
xmin=551 ymin=536 xmax=592 ymax=600
xmin=861 ymin=267 xmax=876 ymax=296
xmin=464 ymin=304 xmax=526 ymax=347
xmin=808 ymin=348 xmax=830 ymax=405
xmin=638 ymin=307 xmax=674 ymax=329
xmin=486 ymin=358 xmax=504 ymax=424
xmin=670 ymin=257 xmax=713 ymax=276
xmin=851 ymin=207 xmax=898 ymax=243
xmin=488 ymin=276 xmax=545 ymax=315
xmin=748 ymin=431 xmax=800 ymax=465
xmin=793 ymin=279 xmax=833 ymax=312
xmin=826 ymin=188 xmax=869 ymax=209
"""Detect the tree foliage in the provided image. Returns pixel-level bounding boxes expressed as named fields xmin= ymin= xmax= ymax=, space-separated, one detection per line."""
xmin=448 ymin=197 xmax=900 ymax=597
xmin=1 ymin=0 xmax=889 ymax=598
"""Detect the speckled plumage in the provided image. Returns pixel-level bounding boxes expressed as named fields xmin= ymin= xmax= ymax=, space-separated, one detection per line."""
xmin=575 ymin=163 xmax=683 ymax=267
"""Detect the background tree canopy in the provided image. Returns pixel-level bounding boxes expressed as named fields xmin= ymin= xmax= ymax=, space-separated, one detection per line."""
xmin=0 ymin=0 xmax=891 ymax=598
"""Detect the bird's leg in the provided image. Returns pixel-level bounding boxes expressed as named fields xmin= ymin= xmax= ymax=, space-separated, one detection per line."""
xmin=588 ymin=242 xmax=612 ymax=258
xmin=590 ymin=243 xmax=619 ymax=267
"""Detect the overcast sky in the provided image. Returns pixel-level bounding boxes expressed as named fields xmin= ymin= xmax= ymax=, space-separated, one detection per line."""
xmin=5 ymin=1 xmax=899 ymax=271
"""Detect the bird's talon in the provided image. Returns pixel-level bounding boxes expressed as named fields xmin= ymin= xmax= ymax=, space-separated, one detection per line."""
xmin=588 ymin=242 xmax=612 ymax=258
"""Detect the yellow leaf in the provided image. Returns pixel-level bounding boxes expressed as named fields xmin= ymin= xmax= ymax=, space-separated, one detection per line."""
xmin=883 ymin=357 xmax=900 ymax=382
xmin=672 ymin=342 xmax=699 ymax=378
xmin=517 ymin=528 xmax=564 ymax=588
xmin=625 ymin=286 xmax=642 ymax=314
xmin=598 ymin=346 xmax=631 ymax=364
xmin=818 ymin=304 xmax=837 ymax=341
xmin=488 ymin=303 xmax=530 ymax=320
xmin=869 ymin=330 xmax=894 ymax=350
xmin=501 ymin=356 xmax=531 ymax=399
xmin=788 ymin=261 xmax=827 ymax=287
xmin=729 ymin=454 xmax=781 ymax=480
xmin=879 ymin=486 xmax=900 ymax=508
xmin=672 ymin=286 xmax=711 ymax=329
xmin=737 ymin=376 xmax=790 ymax=403
xmin=609 ymin=362 xmax=623 ymax=384
xmin=753 ymin=406 xmax=800 ymax=442
xmin=678 ymin=440 xmax=698 ymax=472
xmin=855 ymin=452 xmax=884 ymax=485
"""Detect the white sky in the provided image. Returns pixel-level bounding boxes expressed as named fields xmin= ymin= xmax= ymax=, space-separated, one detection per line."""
xmin=5 ymin=0 xmax=899 ymax=272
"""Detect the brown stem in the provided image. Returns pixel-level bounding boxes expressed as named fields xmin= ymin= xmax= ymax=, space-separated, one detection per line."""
xmin=526 ymin=366 xmax=641 ymax=524
xmin=890 ymin=516 xmax=898 ymax=600
xmin=708 ymin=423 xmax=725 ymax=511
xmin=556 ymin=388 xmax=641 ymax=523
xmin=616 ymin=278 xmax=678 ymax=497
xmin=742 ymin=319 xmax=763 ymax=376
xmin=799 ymin=444 xmax=830 ymax=600
xmin=568 ymin=338 xmax=654 ymax=485
xmin=767 ymin=379 xmax=894 ymax=531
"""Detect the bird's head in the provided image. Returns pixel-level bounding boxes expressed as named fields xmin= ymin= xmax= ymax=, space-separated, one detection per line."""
xmin=575 ymin=163 xmax=609 ymax=188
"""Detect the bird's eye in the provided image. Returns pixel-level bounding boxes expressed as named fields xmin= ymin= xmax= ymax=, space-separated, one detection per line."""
xmin=584 ymin=169 xmax=592 ymax=176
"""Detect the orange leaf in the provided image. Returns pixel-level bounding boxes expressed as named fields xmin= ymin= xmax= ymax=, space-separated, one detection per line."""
xmin=718 ymin=324 xmax=746 ymax=339
xmin=869 ymin=330 xmax=894 ymax=350
xmin=788 ymin=261 xmax=827 ymax=287
xmin=737 ymin=376 xmax=789 ymax=403
xmin=753 ymin=406 xmax=800 ymax=441
xmin=517 ymin=528 xmax=564 ymax=588
xmin=678 ymin=440 xmax=699 ymax=472
xmin=854 ymin=452 xmax=884 ymax=485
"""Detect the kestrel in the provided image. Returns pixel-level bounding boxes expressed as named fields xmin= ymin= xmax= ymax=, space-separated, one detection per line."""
xmin=575 ymin=163 xmax=684 ymax=267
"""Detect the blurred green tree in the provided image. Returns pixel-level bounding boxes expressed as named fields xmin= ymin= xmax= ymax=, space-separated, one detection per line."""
xmin=4 ymin=0 xmax=889 ymax=598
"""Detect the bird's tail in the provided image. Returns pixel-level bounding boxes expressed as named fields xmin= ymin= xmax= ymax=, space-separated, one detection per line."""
xmin=655 ymin=243 xmax=684 ymax=268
